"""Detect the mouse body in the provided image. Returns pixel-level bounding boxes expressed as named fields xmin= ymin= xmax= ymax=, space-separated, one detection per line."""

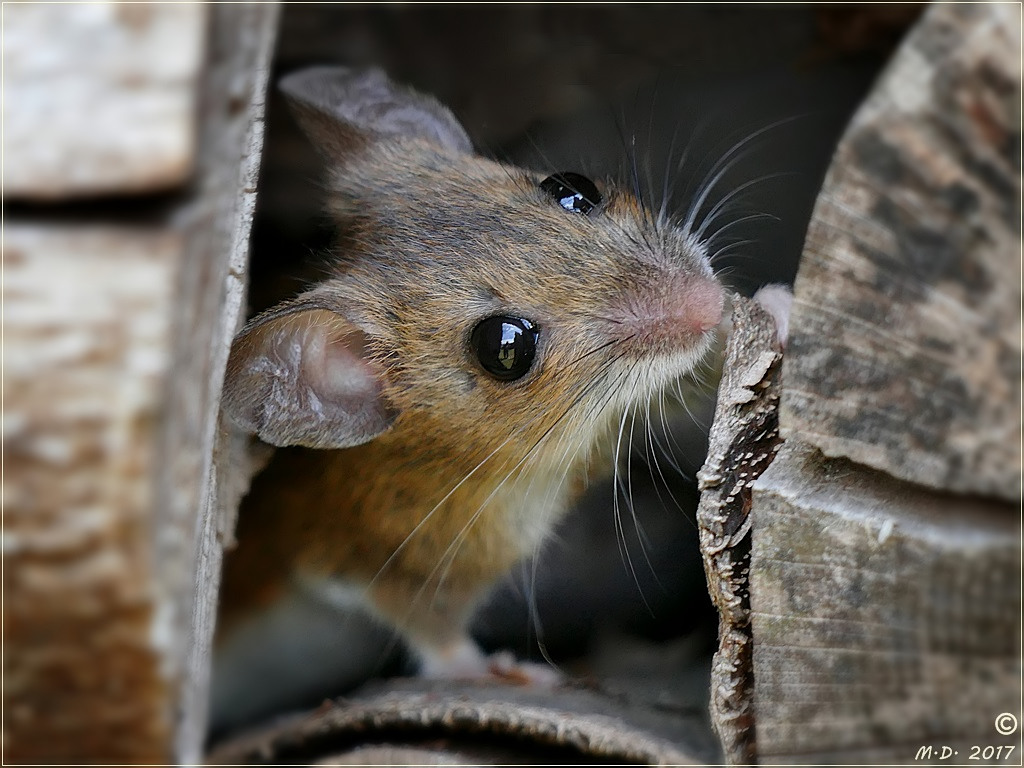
xmin=212 ymin=66 xmax=725 ymax=731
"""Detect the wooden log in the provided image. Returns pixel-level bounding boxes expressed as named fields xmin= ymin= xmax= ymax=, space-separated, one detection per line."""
xmin=747 ymin=3 xmax=1023 ymax=764
xmin=3 ymin=226 xmax=183 ymax=763
xmin=2 ymin=5 xmax=207 ymax=200
xmin=781 ymin=2 xmax=1022 ymax=501
xmin=2 ymin=5 xmax=278 ymax=763
xmin=751 ymin=443 xmax=1021 ymax=764
xmin=156 ymin=6 xmax=280 ymax=763
xmin=206 ymin=678 xmax=715 ymax=766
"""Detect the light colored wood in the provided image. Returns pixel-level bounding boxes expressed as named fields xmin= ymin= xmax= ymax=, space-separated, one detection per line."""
xmin=3 ymin=226 xmax=183 ymax=763
xmin=2 ymin=5 xmax=278 ymax=764
xmin=2 ymin=5 xmax=207 ymax=200
xmin=751 ymin=442 xmax=1021 ymax=764
xmin=780 ymin=2 xmax=1022 ymax=501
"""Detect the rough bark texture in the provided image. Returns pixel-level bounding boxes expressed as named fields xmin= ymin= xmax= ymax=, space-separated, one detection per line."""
xmin=781 ymin=2 xmax=1022 ymax=501
xmin=206 ymin=679 xmax=716 ymax=766
xmin=2 ymin=5 xmax=277 ymax=764
xmin=161 ymin=6 xmax=279 ymax=763
xmin=2 ymin=5 xmax=207 ymax=200
xmin=696 ymin=295 xmax=784 ymax=766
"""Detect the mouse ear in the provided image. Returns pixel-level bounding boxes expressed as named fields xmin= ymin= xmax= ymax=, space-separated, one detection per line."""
xmin=222 ymin=304 xmax=398 ymax=449
xmin=279 ymin=66 xmax=473 ymax=161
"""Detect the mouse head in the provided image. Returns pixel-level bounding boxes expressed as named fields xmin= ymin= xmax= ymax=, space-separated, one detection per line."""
xmin=222 ymin=67 xmax=723 ymax=474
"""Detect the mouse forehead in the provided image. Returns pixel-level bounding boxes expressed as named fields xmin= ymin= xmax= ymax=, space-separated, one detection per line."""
xmin=325 ymin=143 xmax=719 ymax=357
xmin=346 ymin=147 xmax=707 ymax=309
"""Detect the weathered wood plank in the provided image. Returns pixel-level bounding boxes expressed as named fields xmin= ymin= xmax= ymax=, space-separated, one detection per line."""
xmin=167 ymin=5 xmax=279 ymax=763
xmin=750 ymin=442 xmax=1020 ymax=764
xmin=781 ymin=2 xmax=1022 ymax=501
xmin=206 ymin=679 xmax=714 ymax=766
xmin=3 ymin=227 xmax=183 ymax=763
xmin=696 ymin=295 xmax=784 ymax=766
xmin=2 ymin=5 xmax=278 ymax=764
xmin=746 ymin=6 xmax=1023 ymax=762
xmin=2 ymin=5 xmax=207 ymax=199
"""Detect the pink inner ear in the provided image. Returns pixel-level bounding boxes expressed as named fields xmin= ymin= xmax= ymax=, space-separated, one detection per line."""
xmin=223 ymin=307 xmax=397 ymax=449
xmin=304 ymin=321 xmax=379 ymax=403
xmin=287 ymin=311 xmax=395 ymax=446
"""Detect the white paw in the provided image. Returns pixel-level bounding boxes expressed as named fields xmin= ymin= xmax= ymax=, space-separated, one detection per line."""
xmin=418 ymin=637 xmax=490 ymax=679
xmin=751 ymin=283 xmax=793 ymax=347
xmin=417 ymin=640 xmax=562 ymax=688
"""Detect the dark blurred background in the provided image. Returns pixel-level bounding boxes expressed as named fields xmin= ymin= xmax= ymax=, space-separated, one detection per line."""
xmin=251 ymin=4 xmax=921 ymax=307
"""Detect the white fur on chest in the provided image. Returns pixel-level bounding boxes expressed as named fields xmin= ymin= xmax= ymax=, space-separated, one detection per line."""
xmin=502 ymin=468 xmax=576 ymax=558
xmin=297 ymin=571 xmax=373 ymax=612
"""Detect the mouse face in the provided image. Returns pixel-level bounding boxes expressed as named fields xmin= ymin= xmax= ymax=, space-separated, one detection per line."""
xmin=222 ymin=65 xmax=722 ymax=500
xmin=308 ymin=145 xmax=723 ymax=479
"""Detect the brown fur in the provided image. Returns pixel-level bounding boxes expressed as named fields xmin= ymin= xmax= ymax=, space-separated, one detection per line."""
xmin=218 ymin=76 xmax=723 ymax=663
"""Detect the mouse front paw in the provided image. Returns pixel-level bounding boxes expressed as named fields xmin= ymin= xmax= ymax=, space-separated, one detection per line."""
xmin=417 ymin=639 xmax=562 ymax=688
xmin=417 ymin=636 xmax=490 ymax=679
xmin=486 ymin=650 xmax=563 ymax=688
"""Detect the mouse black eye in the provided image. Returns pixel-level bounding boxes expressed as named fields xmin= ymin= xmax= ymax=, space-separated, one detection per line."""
xmin=540 ymin=172 xmax=602 ymax=215
xmin=470 ymin=316 xmax=539 ymax=382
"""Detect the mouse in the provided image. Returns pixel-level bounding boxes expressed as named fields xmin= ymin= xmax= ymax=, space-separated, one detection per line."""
xmin=211 ymin=65 xmax=733 ymax=733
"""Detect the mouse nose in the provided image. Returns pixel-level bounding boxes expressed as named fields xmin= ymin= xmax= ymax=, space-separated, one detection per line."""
xmin=686 ymin=275 xmax=725 ymax=332
xmin=608 ymin=273 xmax=724 ymax=355
xmin=664 ymin=272 xmax=723 ymax=332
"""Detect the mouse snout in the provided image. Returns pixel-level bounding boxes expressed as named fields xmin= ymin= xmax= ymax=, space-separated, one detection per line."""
xmin=608 ymin=273 xmax=724 ymax=356
xmin=669 ymin=273 xmax=724 ymax=333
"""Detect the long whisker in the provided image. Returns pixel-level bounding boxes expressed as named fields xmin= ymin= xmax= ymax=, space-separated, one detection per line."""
xmin=662 ymin=105 xmax=721 ymax=229
xmin=644 ymin=390 xmax=694 ymax=532
xmin=696 ymin=172 xmax=791 ymax=242
xmin=612 ymin=108 xmax=655 ymax=249
xmin=368 ymin=339 xmax=631 ymax=591
xmin=708 ymin=239 xmax=759 ymax=265
xmin=702 ymin=212 xmax=780 ymax=250
xmin=623 ymin=394 xmax=661 ymax=604
xmin=419 ymin=350 xmax=635 ymax=616
xmin=520 ymin=361 xmax=637 ymax=667
xmin=683 ymin=116 xmax=800 ymax=235
xmin=611 ymin=372 xmax=656 ymax=614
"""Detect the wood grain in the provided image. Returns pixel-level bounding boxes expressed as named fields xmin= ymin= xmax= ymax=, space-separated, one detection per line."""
xmin=3 ymin=5 xmax=206 ymax=199
xmin=751 ymin=443 xmax=1020 ymax=764
xmin=3 ymin=227 xmax=182 ymax=763
xmin=781 ymin=2 xmax=1022 ymax=501
xmin=748 ymin=5 xmax=1022 ymax=763
xmin=2 ymin=5 xmax=278 ymax=763
xmin=169 ymin=6 xmax=279 ymax=763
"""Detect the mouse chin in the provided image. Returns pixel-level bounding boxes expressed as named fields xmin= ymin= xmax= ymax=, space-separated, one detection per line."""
xmin=618 ymin=328 xmax=718 ymax=407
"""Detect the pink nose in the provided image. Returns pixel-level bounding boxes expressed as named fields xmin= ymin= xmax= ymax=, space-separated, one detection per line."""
xmin=684 ymin=276 xmax=725 ymax=332
xmin=609 ymin=273 xmax=724 ymax=352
